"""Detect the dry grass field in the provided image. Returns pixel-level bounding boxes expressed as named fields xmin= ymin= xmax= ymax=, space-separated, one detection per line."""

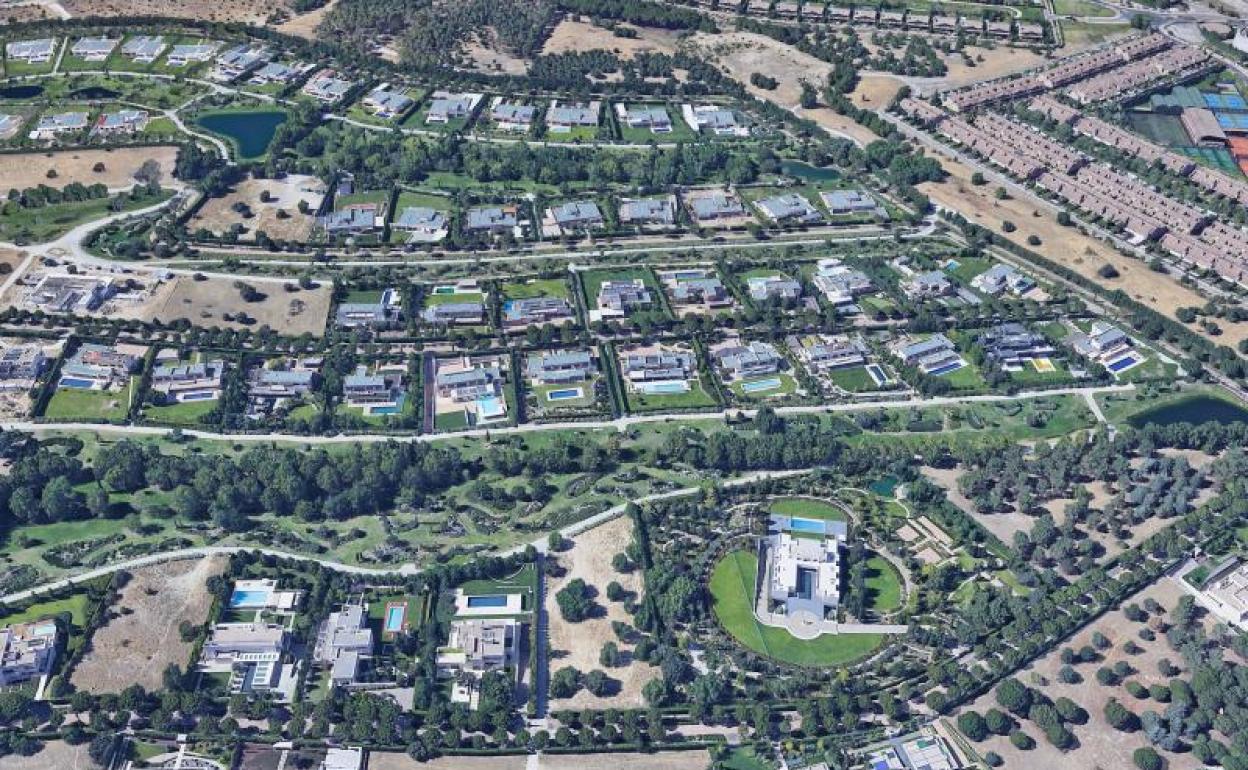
xmin=72 ymin=556 xmax=226 ymax=694
xmin=0 ymin=248 xmax=23 ymax=275
xmin=954 ymin=579 xmax=1208 ymax=770
xmin=942 ymin=45 xmax=1050 ymax=88
xmin=461 ymin=28 xmax=532 ymax=75
xmin=369 ymin=754 xmax=527 ymax=770
xmin=148 ymin=273 xmax=332 ymax=336
xmin=189 ymin=174 xmax=326 ymax=243
xmin=918 ymin=158 xmax=1248 ymax=349
xmin=850 ymin=74 xmax=904 ymax=110
xmin=370 ymin=751 xmax=709 ymax=770
xmin=543 ymin=17 xmax=682 ymax=59
xmin=0 ymin=147 xmax=180 ymax=194
xmin=274 ymin=0 xmax=337 ymax=38
xmin=0 ymin=4 xmax=53 ymax=23
xmin=63 ymin=0 xmax=288 ymax=23
xmin=546 ymin=516 xmax=660 ymax=710
xmin=0 ymin=741 xmax=93 ymax=770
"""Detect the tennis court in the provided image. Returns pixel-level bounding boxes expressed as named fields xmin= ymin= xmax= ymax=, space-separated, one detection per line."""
xmin=1215 ymin=112 xmax=1248 ymax=131
xmin=1178 ymin=146 xmax=1242 ymax=175
xmin=1124 ymin=111 xmax=1190 ymax=146
xmin=1204 ymin=92 xmax=1248 ymax=111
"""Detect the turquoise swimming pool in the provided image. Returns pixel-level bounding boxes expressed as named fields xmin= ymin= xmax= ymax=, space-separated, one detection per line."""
xmin=547 ymin=387 xmax=584 ymax=401
xmin=229 ymin=589 xmax=270 ymax=608
xmin=741 ymin=377 xmax=781 ymax=393
xmin=639 ymin=380 xmax=689 ymax=395
xmin=787 ymin=517 xmax=826 ymax=534
xmin=384 ymin=605 xmax=406 ymax=632
xmin=467 ymin=594 xmax=509 ymax=608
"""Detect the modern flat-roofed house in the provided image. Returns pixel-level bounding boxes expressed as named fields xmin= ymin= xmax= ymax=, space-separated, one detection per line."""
xmin=1069 ymin=321 xmax=1134 ymax=363
xmin=545 ymin=200 xmax=603 ymax=235
xmin=334 ymin=287 xmax=402 ymax=330
xmin=121 ymin=35 xmax=167 ymax=63
xmin=201 ymin=622 xmax=290 ymax=697
xmin=619 ymin=195 xmax=677 ymax=226
xmin=892 ymin=334 xmax=965 ymax=375
xmin=0 ymin=619 xmax=59 ymax=685
xmin=212 ymin=45 xmax=268 ymax=81
xmin=320 ymin=204 xmax=381 ymax=236
xmin=747 ymin=275 xmax=802 ymax=302
xmin=166 ymin=42 xmax=220 ymax=67
xmin=423 ymin=300 xmax=485 ymax=326
xmin=546 ymin=101 xmax=600 ymax=132
xmin=490 ymin=102 xmax=536 ymax=132
xmin=979 ymin=323 xmax=1056 ymax=368
xmin=6 ymin=39 xmax=56 ymax=64
xmin=465 ymin=204 xmax=519 ymax=234
xmin=30 ymin=112 xmax=89 ymax=141
xmin=71 ymin=36 xmax=119 ymax=62
xmin=29 ymin=274 xmax=114 ymax=312
xmin=686 ymin=190 xmax=746 ymax=222
xmin=91 ymin=109 xmax=148 ymax=137
xmin=248 ymin=367 xmax=316 ymax=410
xmin=150 ymin=360 xmax=225 ymax=402
xmin=971 ymin=263 xmax=1036 ymax=296
xmin=901 ymin=270 xmax=954 ymax=300
xmin=393 ymin=206 xmax=448 ymax=243
xmin=619 ymin=104 xmax=672 ymax=132
xmin=342 ymin=371 xmax=399 ymax=406
xmin=764 ymin=515 xmax=847 ymax=621
xmin=363 ymin=84 xmax=414 ymax=119
xmin=0 ymin=113 xmax=23 ymax=141
xmin=503 ymin=296 xmax=573 ymax=329
xmin=302 ymin=70 xmax=354 ymax=104
xmin=622 ymin=347 xmax=695 ymax=383
xmin=249 ymin=61 xmax=302 ymax=85
xmin=714 ymin=340 xmax=783 ymax=379
xmin=438 ymin=618 xmax=520 ymax=674
xmin=596 ymin=279 xmax=652 ymax=319
xmin=821 ymin=189 xmax=882 ymax=216
xmin=426 ymin=92 xmax=481 ymax=124
xmin=812 ymin=259 xmax=873 ymax=307
xmin=435 ymin=361 xmax=504 ymax=402
xmin=787 ymin=333 xmax=866 ymax=371
xmin=527 ymin=349 xmax=595 ymax=384
xmin=754 ymin=192 xmax=824 ymax=224
xmin=662 ymin=269 xmax=733 ymax=310
xmin=314 ymin=604 xmax=373 ymax=687
xmin=0 ymin=343 xmax=48 ymax=385
xmin=320 ymin=748 xmax=365 ymax=770
xmin=682 ymin=104 xmax=749 ymax=136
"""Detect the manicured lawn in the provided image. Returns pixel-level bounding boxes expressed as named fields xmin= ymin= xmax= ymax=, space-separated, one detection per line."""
xmin=0 ymin=190 xmax=172 ymax=243
xmin=0 ymin=594 xmax=91 ymax=626
xmin=729 ymin=372 xmax=797 ymax=400
xmin=533 ymin=378 xmax=598 ymax=410
xmin=940 ymin=363 xmax=986 ymax=390
xmin=864 ymin=553 xmax=903 ymax=613
xmin=769 ymin=497 xmax=847 ymax=522
xmin=144 ymin=398 xmax=218 ymax=426
xmin=44 ymin=381 xmax=134 ymax=422
xmin=947 ymin=257 xmax=991 ymax=284
xmin=829 ymin=365 xmax=879 ymax=392
xmin=503 ymin=277 xmax=569 ymax=300
xmin=627 ymin=379 xmax=718 ymax=412
xmin=435 ymin=409 xmax=470 ymax=432
xmin=709 ymin=550 xmax=883 ymax=667
xmin=721 ymin=747 xmax=775 ymax=770
xmin=458 ymin=563 xmax=537 ymax=614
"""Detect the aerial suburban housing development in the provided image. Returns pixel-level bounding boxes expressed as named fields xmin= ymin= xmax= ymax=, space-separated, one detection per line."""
xmin=1 ymin=5 xmax=1248 ymax=770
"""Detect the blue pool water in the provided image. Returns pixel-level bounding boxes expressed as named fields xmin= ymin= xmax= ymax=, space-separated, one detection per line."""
xmin=182 ymin=391 xmax=217 ymax=401
xmin=467 ymin=594 xmax=509 ymax=608
xmin=742 ymin=377 xmax=781 ymax=394
xmin=60 ymin=377 xmax=96 ymax=389
xmin=640 ymin=381 xmax=689 ymax=395
xmin=229 ymin=589 xmax=270 ymax=608
xmin=865 ymin=364 xmax=888 ymax=384
xmin=944 ymin=259 xmax=961 ymax=271
xmin=788 ymin=517 xmax=826 ymax=533
xmin=1108 ymin=356 xmax=1139 ymax=373
xmin=371 ymin=405 xmax=400 ymax=415
xmin=928 ymin=361 xmax=965 ymax=376
xmin=476 ymin=396 xmax=506 ymax=419
xmin=384 ymin=605 xmax=406 ymax=632
xmin=547 ymin=387 xmax=583 ymax=401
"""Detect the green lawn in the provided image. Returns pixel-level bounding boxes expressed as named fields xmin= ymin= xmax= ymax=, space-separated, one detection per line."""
xmin=0 ymin=190 xmax=172 ymax=243
xmin=0 ymin=593 xmax=91 ymax=626
xmin=44 ymin=381 xmax=134 ymax=422
xmin=503 ymin=277 xmax=569 ymax=300
xmin=457 ymin=563 xmax=537 ymax=614
xmin=627 ymin=378 xmax=718 ymax=412
xmin=728 ymin=372 xmax=797 ymax=401
xmin=709 ymin=550 xmax=883 ymax=667
xmin=829 ymin=365 xmax=880 ymax=392
xmin=864 ymin=553 xmax=903 ymax=613
xmin=144 ymin=398 xmax=218 ymax=426
xmin=947 ymin=257 xmax=991 ymax=285
xmin=769 ymin=497 xmax=847 ymax=522
xmin=940 ymin=362 xmax=986 ymax=390
xmin=1054 ymin=0 xmax=1115 ymax=16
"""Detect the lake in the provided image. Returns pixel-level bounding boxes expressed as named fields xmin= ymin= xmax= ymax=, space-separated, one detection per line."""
xmin=70 ymin=86 xmax=121 ymax=100
xmin=781 ymin=160 xmax=841 ymax=182
xmin=0 ymin=85 xmax=43 ymax=99
xmin=194 ymin=110 xmax=287 ymax=160
xmin=1128 ymin=395 xmax=1248 ymax=428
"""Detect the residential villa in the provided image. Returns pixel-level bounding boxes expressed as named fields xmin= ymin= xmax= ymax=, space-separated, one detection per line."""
xmin=660 ymin=268 xmax=734 ymax=312
xmin=393 ymin=206 xmax=448 ymax=243
xmin=319 ymin=204 xmax=382 ymax=236
xmin=30 ymin=112 xmax=90 ymax=141
xmin=812 ymin=259 xmax=873 ymax=308
xmin=979 ymin=323 xmax=1056 ymax=369
xmin=543 ymin=200 xmax=603 ymax=236
xmin=682 ymin=104 xmax=749 ymax=136
xmin=892 ymin=334 xmax=966 ymax=376
xmin=302 ymin=70 xmax=354 ymax=104
xmin=437 ymin=618 xmax=520 ymax=674
xmin=527 ymin=349 xmax=595 ymax=385
xmin=787 ymin=333 xmax=868 ymax=371
xmin=713 ymin=340 xmax=784 ymax=380
xmin=754 ymin=192 xmax=824 ymax=225
xmin=149 ymin=360 xmax=226 ymax=404
xmin=426 ymin=92 xmax=482 ymax=124
xmin=901 ymin=270 xmax=954 ymax=300
xmin=249 ymin=61 xmax=304 ymax=85
xmin=90 ymin=110 xmax=149 ymax=137
xmin=618 ymin=104 xmax=672 ymax=132
xmin=546 ymin=100 xmax=600 ymax=133
xmin=121 ymin=36 xmax=167 ymax=64
xmin=971 ymin=263 xmax=1036 ymax=296
xmin=0 ymin=342 xmax=48 ymax=387
xmin=5 ymin=38 xmax=56 ymax=64
xmin=433 ymin=356 xmax=509 ymax=426
xmin=362 ymin=84 xmax=414 ymax=119
xmin=59 ymin=343 xmax=138 ymax=390
xmin=27 ymin=274 xmax=115 ymax=313
xmin=595 ymin=278 xmax=653 ymax=320
xmin=763 ymin=514 xmax=848 ymax=622
xmin=200 ymin=622 xmax=293 ymax=698
xmin=747 ymin=274 xmax=803 ymax=302
xmin=465 ymin=205 xmax=520 ymax=234
xmin=685 ymin=189 xmax=747 ymax=223
xmin=70 ymin=36 xmax=119 ymax=62
xmin=490 ymin=101 xmax=536 ymax=132
xmin=246 ymin=360 xmax=319 ymax=418
xmin=0 ymin=618 xmax=59 ymax=686
xmin=502 ymin=296 xmax=573 ymax=330
xmin=619 ymin=195 xmax=677 ymax=226
xmin=821 ymin=188 xmax=884 ymax=217
xmin=166 ymin=42 xmax=221 ymax=67
xmin=1068 ymin=321 xmax=1142 ymax=374
xmin=211 ymin=44 xmax=268 ymax=81
xmin=314 ymin=604 xmax=374 ymax=687
xmin=620 ymin=344 xmax=696 ymax=392
xmin=342 ymin=367 xmax=406 ymax=413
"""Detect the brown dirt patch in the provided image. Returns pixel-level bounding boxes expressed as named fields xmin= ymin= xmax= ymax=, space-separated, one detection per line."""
xmin=850 ymin=74 xmax=904 ymax=110
xmin=546 ymin=516 xmax=659 ymax=710
xmin=0 ymin=248 xmax=23 ymax=276
xmin=941 ymin=45 xmax=1051 ymax=88
xmin=954 ymin=578 xmax=1207 ymax=770
xmin=72 ymin=556 xmax=226 ymax=694
xmin=0 ymin=741 xmax=93 ymax=770
xmin=543 ymin=17 xmax=682 ymax=59
xmin=189 ymin=174 xmax=325 ymax=243
xmin=274 ymin=0 xmax=337 ymax=39
xmin=461 ymin=28 xmax=532 ymax=75
xmin=0 ymin=147 xmax=179 ymax=194
xmin=149 ymin=273 xmax=332 ymax=336
xmin=539 ymin=751 xmax=711 ymax=769
xmin=917 ymin=158 xmax=1248 ymax=349
xmin=0 ymin=4 xmax=53 ymax=23
xmin=62 ymin=0 xmax=289 ymax=23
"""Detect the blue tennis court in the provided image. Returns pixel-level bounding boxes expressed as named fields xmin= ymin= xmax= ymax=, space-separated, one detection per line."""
xmin=1205 ymin=93 xmax=1247 ymax=111
xmin=1216 ymin=112 xmax=1248 ymax=131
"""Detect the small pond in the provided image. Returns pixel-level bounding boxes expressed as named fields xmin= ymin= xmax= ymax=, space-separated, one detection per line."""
xmin=781 ymin=160 xmax=841 ymax=181
xmin=194 ymin=110 xmax=288 ymax=160
xmin=1128 ymin=395 xmax=1248 ymax=428
xmin=0 ymin=84 xmax=44 ymax=99
xmin=70 ymin=86 xmax=122 ymax=100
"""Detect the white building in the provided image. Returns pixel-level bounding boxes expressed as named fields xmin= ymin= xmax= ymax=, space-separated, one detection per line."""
xmin=5 ymin=39 xmax=56 ymax=64
xmin=314 ymin=604 xmax=374 ymax=686
xmin=70 ymin=37 xmax=119 ymax=62
xmin=0 ymin=619 xmax=59 ymax=686
xmin=764 ymin=515 xmax=848 ymax=621
xmin=437 ymin=618 xmax=520 ymax=673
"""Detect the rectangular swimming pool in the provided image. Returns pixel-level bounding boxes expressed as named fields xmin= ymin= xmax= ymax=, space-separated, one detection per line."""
xmin=384 ymin=604 xmax=406 ymax=632
xmin=638 ymin=380 xmax=690 ymax=395
xmin=787 ymin=517 xmax=826 ymax=534
xmin=547 ymin=387 xmax=584 ymax=401
xmin=181 ymin=391 xmax=218 ymax=401
xmin=59 ymin=378 xmax=97 ymax=389
xmin=466 ymin=594 xmax=509 ymax=608
xmin=865 ymin=364 xmax=888 ymax=385
xmin=741 ymin=377 xmax=781 ymax=394
xmin=1108 ymin=356 xmax=1139 ymax=372
xmin=928 ymin=361 xmax=965 ymax=377
xmin=229 ymin=589 xmax=270 ymax=608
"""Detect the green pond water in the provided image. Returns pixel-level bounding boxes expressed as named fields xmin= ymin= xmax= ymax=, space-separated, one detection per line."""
xmin=869 ymin=476 xmax=899 ymax=496
xmin=1128 ymin=395 xmax=1248 ymax=428
xmin=194 ymin=110 xmax=287 ymax=159
xmin=781 ymin=160 xmax=841 ymax=181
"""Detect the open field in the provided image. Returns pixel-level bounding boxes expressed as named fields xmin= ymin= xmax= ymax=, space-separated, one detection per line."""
xmin=71 ymin=556 xmax=226 ymax=694
xmin=274 ymin=0 xmax=337 ymax=39
xmin=148 ymin=273 xmax=332 ymax=336
xmin=461 ymin=28 xmax=531 ymax=76
xmin=369 ymin=754 xmax=527 ymax=770
xmin=0 ymin=741 xmax=93 ymax=770
xmin=0 ymin=147 xmax=179 ymax=193
xmin=850 ymin=75 xmax=904 ymax=110
xmin=372 ymin=751 xmax=711 ymax=770
xmin=953 ymin=579 xmax=1207 ymax=770
xmin=939 ymin=45 xmax=1050 ymax=89
xmin=917 ymin=159 xmax=1248 ymax=349
xmin=62 ymin=0 xmax=289 ymax=23
xmin=545 ymin=516 xmax=659 ymax=710
xmin=542 ymin=17 xmax=682 ymax=60
xmin=189 ymin=174 xmax=325 ymax=242
xmin=0 ymin=4 xmax=54 ymax=23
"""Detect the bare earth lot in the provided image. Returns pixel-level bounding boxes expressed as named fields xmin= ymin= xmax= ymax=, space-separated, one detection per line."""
xmin=370 ymin=750 xmax=709 ymax=770
xmin=63 ymin=0 xmax=288 ymax=23
xmin=274 ymin=0 xmax=337 ymax=38
xmin=546 ymin=516 xmax=659 ymax=710
xmin=0 ymin=147 xmax=179 ymax=193
xmin=954 ymin=579 xmax=1206 ymax=770
xmin=543 ymin=17 xmax=682 ymax=59
xmin=72 ymin=556 xmax=226 ymax=694
xmin=941 ymin=45 xmax=1050 ymax=88
xmin=918 ymin=159 xmax=1248 ymax=349
xmin=462 ymin=28 xmax=532 ymax=75
xmin=189 ymin=174 xmax=326 ymax=242
xmin=0 ymin=741 xmax=93 ymax=770
xmin=150 ymin=273 xmax=332 ymax=336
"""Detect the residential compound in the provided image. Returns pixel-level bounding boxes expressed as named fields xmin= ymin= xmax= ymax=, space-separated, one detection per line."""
xmin=0 ymin=341 xmax=49 ymax=388
xmin=1068 ymin=321 xmax=1144 ymax=375
xmin=1196 ymin=558 xmax=1248 ymax=629
xmin=619 ymin=195 xmax=677 ymax=226
xmin=432 ymin=355 xmax=509 ymax=427
xmin=761 ymin=514 xmax=848 ymax=625
xmin=811 ymin=258 xmax=873 ymax=309
xmin=314 ymin=604 xmax=374 ymax=687
xmin=753 ymin=192 xmax=824 ymax=225
xmin=59 ymin=343 xmax=139 ymax=390
xmin=892 ymin=334 xmax=967 ymax=376
xmin=659 ymin=268 xmax=735 ymax=313
xmin=593 ymin=278 xmax=654 ymax=321
xmin=787 ymin=334 xmax=868 ymax=373
xmin=70 ymin=36 xmax=119 ymax=61
xmin=5 ymin=38 xmax=56 ymax=64
xmin=0 ymin=618 xmax=59 ymax=686
xmin=546 ymin=100 xmax=600 ymax=133
xmin=619 ymin=343 xmax=696 ymax=395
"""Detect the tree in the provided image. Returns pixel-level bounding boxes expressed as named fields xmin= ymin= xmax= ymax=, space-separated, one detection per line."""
xmin=1133 ymin=747 xmax=1163 ymax=770
xmin=1098 ymin=263 xmax=1120 ymax=279
xmin=957 ymin=711 xmax=989 ymax=741
xmin=985 ymin=708 xmax=1012 ymax=736
xmin=555 ymin=578 xmax=595 ymax=622
xmin=1105 ymin=698 xmax=1140 ymax=732
xmin=1009 ymin=731 xmax=1035 ymax=750
xmin=550 ymin=667 xmax=581 ymax=699
xmin=996 ymin=678 xmax=1032 ymax=715
xmin=584 ymin=669 xmax=611 ymax=697
xmin=599 ymin=641 xmax=621 ymax=668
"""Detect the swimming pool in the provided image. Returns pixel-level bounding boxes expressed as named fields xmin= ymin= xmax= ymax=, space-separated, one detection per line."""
xmin=384 ymin=604 xmax=406 ymax=632
xmin=944 ymin=259 xmax=961 ymax=272
xmin=639 ymin=380 xmax=690 ymax=395
xmin=787 ymin=517 xmax=826 ymax=534
xmin=865 ymin=364 xmax=888 ymax=385
xmin=371 ymin=405 xmax=400 ymax=415
xmin=1108 ymin=356 xmax=1139 ymax=373
xmin=741 ymin=377 xmax=781 ymax=394
xmin=476 ymin=396 xmax=506 ymax=420
xmin=229 ymin=589 xmax=271 ymax=608
xmin=547 ymin=387 xmax=584 ymax=401
xmin=433 ymin=286 xmax=456 ymax=294
xmin=466 ymin=594 xmax=509 ymax=608
xmin=59 ymin=377 xmax=96 ymax=389
xmin=181 ymin=391 xmax=218 ymax=401
xmin=928 ymin=361 xmax=965 ymax=376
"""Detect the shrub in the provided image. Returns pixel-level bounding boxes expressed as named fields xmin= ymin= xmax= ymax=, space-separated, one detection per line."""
xmin=556 ymin=579 xmax=595 ymax=622
xmin=1009 ymin=730 xmax=1035 ymax=750
xmin=957 ymin=711 xmax=989 ymax=741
